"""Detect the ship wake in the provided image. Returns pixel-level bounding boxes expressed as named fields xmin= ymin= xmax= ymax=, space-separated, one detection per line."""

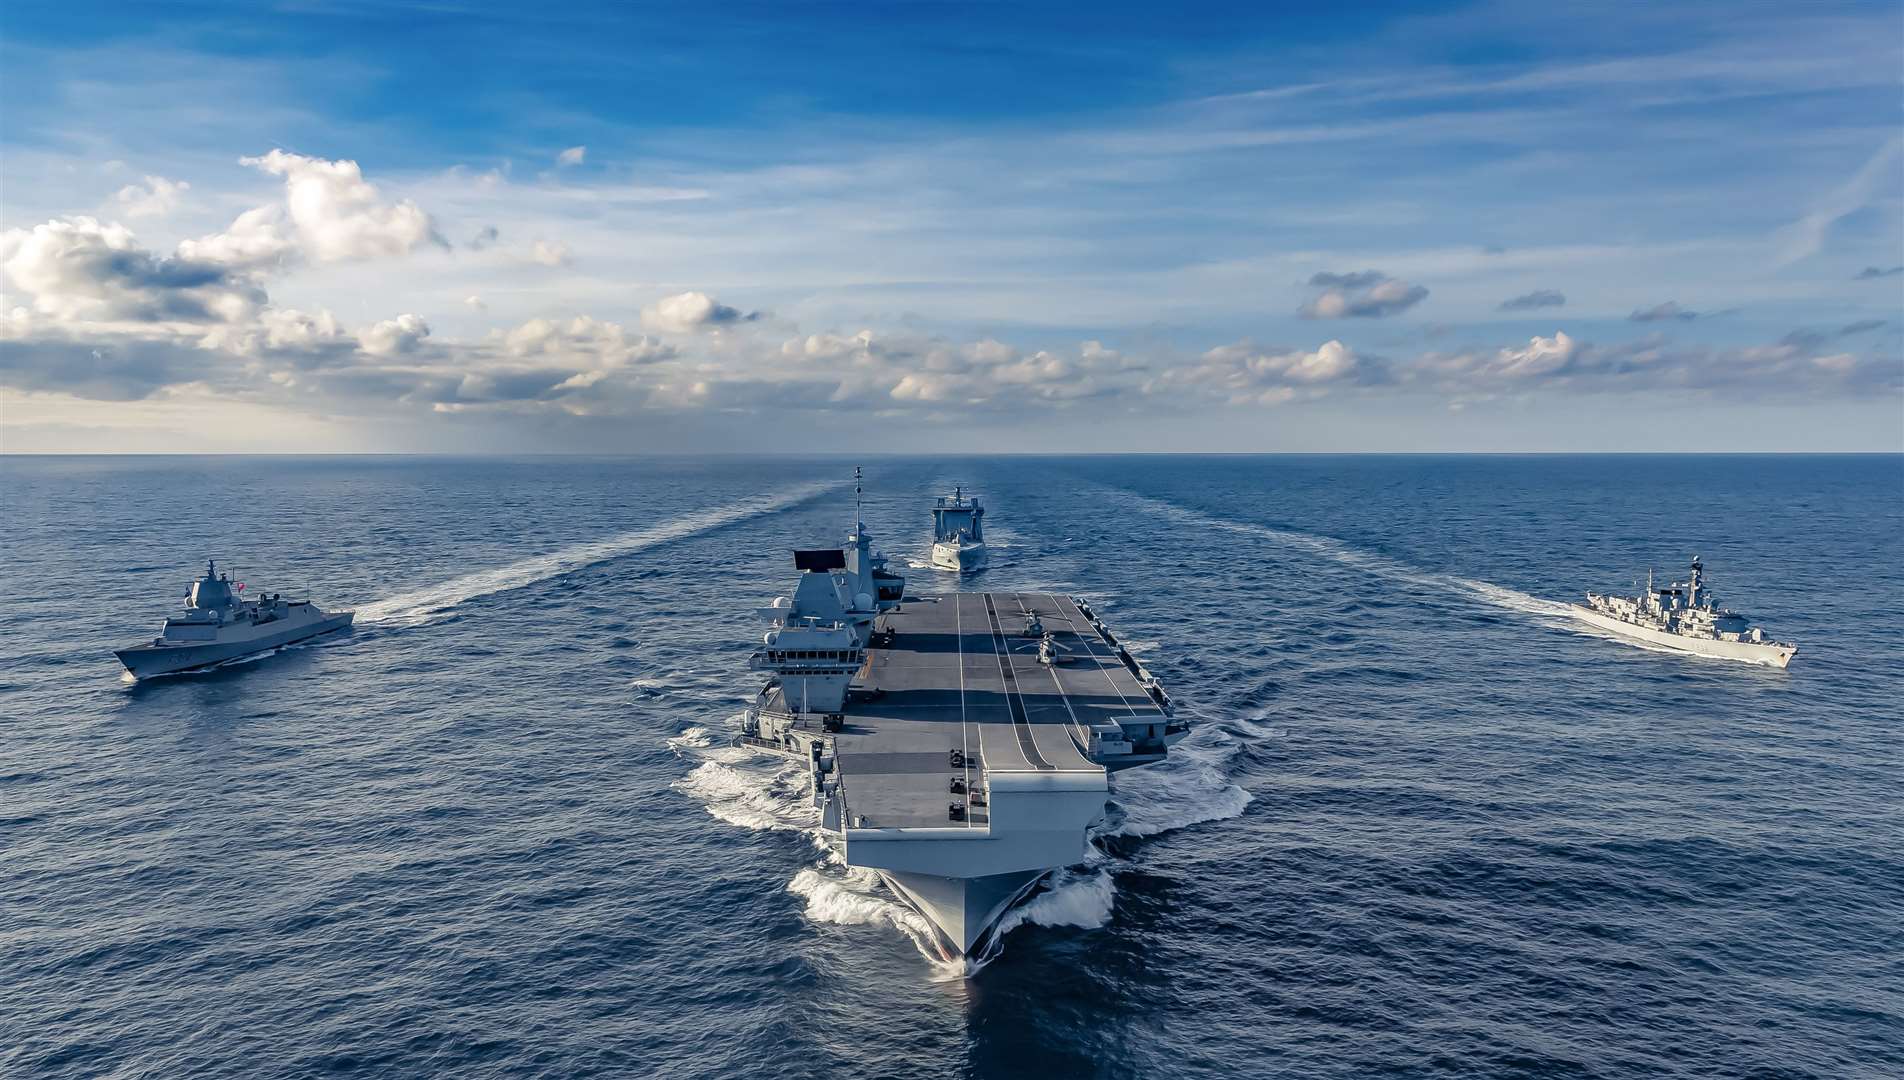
xmin=1104 ymin=487 xmax=1574 ymax=622
xmin=1104 ymin=721 xmax=1255 ymax=839
xmin=666 ymin=726 xmax=820 ymax=833
xmin=357 ymin=482 xmax=838 ymax=627
xmin=669 ymin=705 xmax=1255 ymax=977
xmin=668 ymin=721 xmax=975 ymax=976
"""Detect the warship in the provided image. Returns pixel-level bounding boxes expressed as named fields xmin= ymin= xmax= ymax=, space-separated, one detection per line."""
xmin=1572 ymin=557 xmax=1795 ymax=668
xmin=929 ymin=488 xmax=987 ymax=573
xmin=115 ymin=560 xmax=354 ymax=679
xmin=740 ymin=473 xmax=1185 ymax=962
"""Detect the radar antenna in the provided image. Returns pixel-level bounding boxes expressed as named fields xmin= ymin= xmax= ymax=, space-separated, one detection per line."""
xmin=854 ymin=466 xmax=864 ymax=533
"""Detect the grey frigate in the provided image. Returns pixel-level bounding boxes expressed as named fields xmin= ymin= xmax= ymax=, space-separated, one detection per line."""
xmin=115 ymin=560 xmax=354 ymax=678
xmin=1572 ymin=557 xmax=1795 ymax=668
xmin=929 ymin=488 xmax=987 ymax=573
xmin=739 ymin=472 xmax=1185 ymax=961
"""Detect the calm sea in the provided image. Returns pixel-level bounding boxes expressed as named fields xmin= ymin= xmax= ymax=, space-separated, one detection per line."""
xmin=2 ymin=454 xmax=1899 ymax=1079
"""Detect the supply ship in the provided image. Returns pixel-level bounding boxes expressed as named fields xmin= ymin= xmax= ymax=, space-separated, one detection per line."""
xmin=929 ymin=488 xmax=987 ymax=573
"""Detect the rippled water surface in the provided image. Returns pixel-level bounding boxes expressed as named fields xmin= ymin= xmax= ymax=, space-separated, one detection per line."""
xmin=3 ymin=454 xmax=1900 ymax=1079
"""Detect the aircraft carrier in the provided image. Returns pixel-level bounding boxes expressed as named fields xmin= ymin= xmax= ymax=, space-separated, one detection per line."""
xmin=739 ymin=475 xmax=1186 ymax=960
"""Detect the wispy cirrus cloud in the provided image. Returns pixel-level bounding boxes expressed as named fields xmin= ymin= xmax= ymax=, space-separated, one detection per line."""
xmin=1498 ymin=289 xmax=1565 ymax=311
xmin=1774 ymin=136 xmax=1904 ymax=266
xmin=1629 ymin=301 xmax=1703 ymax=322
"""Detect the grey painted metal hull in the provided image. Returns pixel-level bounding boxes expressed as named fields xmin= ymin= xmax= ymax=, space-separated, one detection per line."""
xmin=880 ymin=868 xmax=1048 ymax=958
xmin=116 ymin=611 xmax=354 ymax=678
xmin=929 ymin=540 xmax=987 ymax=573
xmin=750 ymin=590 xmax=1178 ymax=960
xmin=1569 ymin=605 xmax=1795 ymax=668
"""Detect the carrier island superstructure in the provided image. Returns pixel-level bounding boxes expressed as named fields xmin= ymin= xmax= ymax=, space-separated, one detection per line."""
xmin=739 ymin=490 xmax=1186 ymax=960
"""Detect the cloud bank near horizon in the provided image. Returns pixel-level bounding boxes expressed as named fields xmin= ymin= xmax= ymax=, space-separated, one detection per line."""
xmin=2 ymin=2 xmax=1900 ymax=451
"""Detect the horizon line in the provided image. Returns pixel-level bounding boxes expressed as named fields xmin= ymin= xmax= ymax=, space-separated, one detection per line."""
xmin=4 ymin=450 xmax=1901 ymax=458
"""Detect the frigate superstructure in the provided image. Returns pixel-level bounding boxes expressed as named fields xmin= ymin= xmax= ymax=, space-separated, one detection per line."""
xmin=1572 ymin=557 xmax=1795 ymax=668
xmin=929 ymin=488 xmax=987 ymax=573
xmin=740 ymin=472 xmax=1185 ymax=962
xmin=115 ymin=560 xmax=354 ymax=678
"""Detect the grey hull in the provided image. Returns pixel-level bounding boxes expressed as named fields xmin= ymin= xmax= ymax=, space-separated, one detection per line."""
xmin=1569 ymin=605 xmax=1795 ymax=668
xmin=116 ymin=612 xmax=354 ymax=678
xmin=881 ymin=868 xmax=1049 ymax=958
xmin=929 ymin=540 xmax=988 ymax=573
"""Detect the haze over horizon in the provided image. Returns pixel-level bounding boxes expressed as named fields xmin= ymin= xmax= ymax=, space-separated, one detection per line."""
xmin=2 ymin=1 xmax=1901 ymax=453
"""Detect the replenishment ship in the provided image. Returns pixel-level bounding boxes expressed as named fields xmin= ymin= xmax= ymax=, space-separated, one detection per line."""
xmin=1572 ymin=556 xmax=1796 ymax=668
xmin=740 ymin=474 xmax=1185 ymax=961
xmin=929 ymin=488 xmax=987 ymax=573
xmin=115 ymin=559 xmax=354 ymax=678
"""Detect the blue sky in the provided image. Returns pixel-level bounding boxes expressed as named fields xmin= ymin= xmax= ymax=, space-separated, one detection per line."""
xmin=1 ymin=0 xmax=1900 ymax=451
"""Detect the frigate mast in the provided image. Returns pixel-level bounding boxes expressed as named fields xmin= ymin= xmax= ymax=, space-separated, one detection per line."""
xmin=114 ymin=559 xmax=355 ymax=679
xmin=1572 ymin=556 xmax=1795 ymax=668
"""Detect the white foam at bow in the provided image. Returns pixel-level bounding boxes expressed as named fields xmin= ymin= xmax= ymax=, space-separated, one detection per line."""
xmin=671 ymin=759 xmax=817 ymax=832
xmin=997 ymin=865 xmax=1117 ymax=936
xmin=787 ymin=863 xmax=978 ymax=978
xmin=357 ymin=480 xmax=838 ymax=626
xmin=787 ymin=868 xmax=932 ymax=934
xmin=1106 ymin=723 xmax=1253 ymax=838
xmin=665 ymin=725 xmax=717 ymax=749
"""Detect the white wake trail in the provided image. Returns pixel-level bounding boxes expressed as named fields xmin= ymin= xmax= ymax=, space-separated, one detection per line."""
xmin=1102 ymin=487 xmax=1574 ymax=621
xmin=1105 ymin=723 xmax=1255 ymax=839
xmin=356 ymin=481 xmax=838 ymax=626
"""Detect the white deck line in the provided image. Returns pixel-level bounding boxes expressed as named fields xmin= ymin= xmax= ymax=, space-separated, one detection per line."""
xmin=1047 ymin=593 xmax=1147 ymax=718
xmin=981 ymin=593 xmax=1052 ymax=770
xmin=1012 ymin=595 xmax=1090 ymax=745
xmin=954 ymin=596 xmax=974 ymax=828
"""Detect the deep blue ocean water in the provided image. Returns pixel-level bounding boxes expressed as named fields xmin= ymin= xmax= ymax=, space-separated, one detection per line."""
xmin=2 ymin=454 xmax=1900 ymax=1079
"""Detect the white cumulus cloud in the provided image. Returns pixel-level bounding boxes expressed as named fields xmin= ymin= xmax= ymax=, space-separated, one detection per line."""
xmin=112 ymin=176 xmax=191 ymax=219
xmin=493 ymin=315 xmax=673 ymax=367
xmin=529 ymin=240 xmax=571 ymax=267
xmin=1491 ymin=331 xmax=1578 ymax=377
xmin=1 ymin=217 xmax=262 ymax=324
xmin=359 ymin=313 xmax=431 ymax=357
xmin=641 ymin=290 xmax=758 ymax=333
xmin=1181 ymin=339 xmax=1368 ymax=404
xmin=178 ymin=150 xmax=444 ymax=268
